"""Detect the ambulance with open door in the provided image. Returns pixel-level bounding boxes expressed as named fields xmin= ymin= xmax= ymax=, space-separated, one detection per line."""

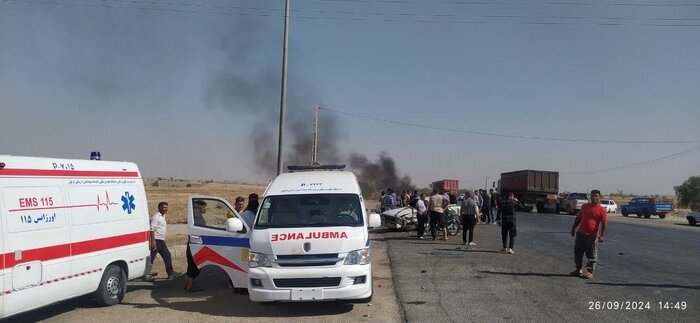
xmin=0 ymin=155 xmax=151 ymax=318
xmin=187 ymin=164 xmax=381 ymax=302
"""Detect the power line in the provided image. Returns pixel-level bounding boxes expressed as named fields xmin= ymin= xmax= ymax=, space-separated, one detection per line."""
xmin=318 ymin=107 xmax=700 ymax=144
xmin=4 ymin=0 xmax=700 ymax=26
xmin=81 ymin=0 xmax=700 ymax=22
xmin=317 ymin=0 xmax=700 ymax=7
xmin=563 ymin=144 xmax=700 ymax=174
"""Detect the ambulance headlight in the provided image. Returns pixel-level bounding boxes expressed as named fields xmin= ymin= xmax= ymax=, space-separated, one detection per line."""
xmin=344 ymin=248 xmax=370 ymax=265
xmin=248 ymin=252 xmax=271 ymax=268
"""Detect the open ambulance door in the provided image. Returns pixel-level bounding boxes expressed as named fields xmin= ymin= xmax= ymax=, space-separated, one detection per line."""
xmin=187 ymin=195 xmax=250 ymax=290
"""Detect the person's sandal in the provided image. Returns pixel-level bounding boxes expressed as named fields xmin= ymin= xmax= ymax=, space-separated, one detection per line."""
xmin=580 ymin=272 xmax=593 ymax=279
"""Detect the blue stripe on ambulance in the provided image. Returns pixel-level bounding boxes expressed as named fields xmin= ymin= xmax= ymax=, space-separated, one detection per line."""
xmin=198 ymin=235 xmax=251 ymax=248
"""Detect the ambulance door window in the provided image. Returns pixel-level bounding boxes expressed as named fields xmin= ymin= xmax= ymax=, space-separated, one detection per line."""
xmin=192 ymin=198 xmax=237 ymax=231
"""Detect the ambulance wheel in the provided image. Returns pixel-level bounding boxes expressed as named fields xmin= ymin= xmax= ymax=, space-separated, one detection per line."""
xmin=95 ymin=265 xmax=127 ymax=306
xmin=230 ymin=278 xmax=248 ymax=295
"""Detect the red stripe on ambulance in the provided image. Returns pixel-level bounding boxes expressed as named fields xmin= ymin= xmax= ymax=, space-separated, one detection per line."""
xmin=0 ymin=168 xmax=139 ymax=178
xmin=0 ymin=231 xmax=149 ymax=269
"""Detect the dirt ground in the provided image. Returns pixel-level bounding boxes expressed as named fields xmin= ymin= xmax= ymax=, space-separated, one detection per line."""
xmin=144 ymin=179 xmax=266 ymax=224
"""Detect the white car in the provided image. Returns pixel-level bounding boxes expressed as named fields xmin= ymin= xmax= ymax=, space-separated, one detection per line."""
xmin=687 ymin=209 xmax=700 ymax=226
xmin=600 ymin=199 xmax=617 ymax=213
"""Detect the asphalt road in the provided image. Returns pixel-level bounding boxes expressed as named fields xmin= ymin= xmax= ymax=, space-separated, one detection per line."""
xmin=386 ymin=212 xmax=699 ymax=322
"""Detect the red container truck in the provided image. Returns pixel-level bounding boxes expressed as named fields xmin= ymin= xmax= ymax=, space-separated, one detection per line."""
xmin=431 ymin=179 xmax=459 ymax=194
xmin=499 ymin=170 xmax=559 ymax=213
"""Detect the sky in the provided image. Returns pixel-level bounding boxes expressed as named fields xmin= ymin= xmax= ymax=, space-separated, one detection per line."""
xmin=1 ymin=0 xmax=699 ymax=195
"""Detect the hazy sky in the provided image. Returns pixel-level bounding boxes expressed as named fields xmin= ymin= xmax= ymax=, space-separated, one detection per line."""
xmin=1 ymin=0 xmax=699 ymax=195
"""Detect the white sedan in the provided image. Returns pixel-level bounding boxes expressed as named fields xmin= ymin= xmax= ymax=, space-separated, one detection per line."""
xmin=601 ymin=199 xmax=618 ymax=213
xmin=687 ymin=209 xmax=700 ymax=226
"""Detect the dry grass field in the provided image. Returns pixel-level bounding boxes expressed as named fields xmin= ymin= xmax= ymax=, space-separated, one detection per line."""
xmin=144 ymin=179 xmax=266 ymax=224
xmin=141 ymin=179 xmax=689 ymax=224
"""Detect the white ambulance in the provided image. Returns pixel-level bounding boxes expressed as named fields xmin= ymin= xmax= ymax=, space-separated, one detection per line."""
xmin=0 ymin=155 xmax=151 ymax=318
xmin=187 ymin=165 xmax=381 ymax=302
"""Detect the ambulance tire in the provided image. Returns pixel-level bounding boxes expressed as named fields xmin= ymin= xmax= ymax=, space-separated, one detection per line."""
xmin=95 ymin=265 xmax=127 ymax=306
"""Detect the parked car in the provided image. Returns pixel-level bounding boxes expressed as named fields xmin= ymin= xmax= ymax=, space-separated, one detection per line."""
xmin=621 ymin=197 xmax=673 ymax=219
xmin=687 ymin=209 xmax=700 ymax=226
xmin=557 ymin=192 xmax=589 ymax=215
xmin=600 ymin=199 xmax=618 ymax=213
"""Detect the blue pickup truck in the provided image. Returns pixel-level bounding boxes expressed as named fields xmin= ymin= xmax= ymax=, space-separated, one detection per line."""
xmin=621 ymin=197 xmax=673 ymax=219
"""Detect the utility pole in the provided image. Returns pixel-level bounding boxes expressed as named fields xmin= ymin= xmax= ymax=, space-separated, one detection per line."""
xmin=311 ymin=105 xmax=319 ymax=165
xmin=276 ymin=0 xmax=291 ymax=176
xmin=484 ymin=176 xmax=489 ymax=191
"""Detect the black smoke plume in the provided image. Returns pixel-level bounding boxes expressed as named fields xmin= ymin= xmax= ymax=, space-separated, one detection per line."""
xmin=204 ymin=17 xmax=412 ymax=190
xmin=349 ymin=152 xmax=415 ymax=193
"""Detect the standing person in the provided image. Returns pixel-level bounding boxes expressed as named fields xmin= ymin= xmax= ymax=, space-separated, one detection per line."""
xmin=384 ymin=189 xmax=395 ymax=211
xmin=184 ymin=200 xmax=207 ymax=292
xmin=481 ymin=189 xmax=491 ymax=224
xmin=415 ymin=193 xmax=428 ymax=239
xmin=149 ymin=202 xmax=181 ymax=279
xmin=498 ymin=193 xmax=521 ymax=254
xmin=490 ymin=189 xmax=499 ymax=224
xmin=241 ymin=193 xmax=259 ymax=229
xmin=391 ymin=189 xmax=399 ymax=208
xmin=233 ymin=196 xmax=245 ymax=214
xmin=460 ymin=192 xmax=480 ymax=246
xmin=380 ymin=191 xmax=386 ymax=213
xmin=570 ymin=190 xmax=608 ymax=279
xmin=402 ymin=191 xmax=411 ymax=208
xmin=429 ymin=190 xmax=449 ymax=241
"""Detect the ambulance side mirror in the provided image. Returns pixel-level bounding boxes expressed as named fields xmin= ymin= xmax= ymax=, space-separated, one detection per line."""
xmin=226 ymin=218 xmax=244 ymax=233
xmin=368 ymin=213 xmax=381 ymax=229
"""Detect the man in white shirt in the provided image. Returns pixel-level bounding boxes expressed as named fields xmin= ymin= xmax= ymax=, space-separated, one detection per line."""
xmin=415 ymin=193 xmax=428 ymax=239
xmin=150 ymin=202 xmax=181 ymax=279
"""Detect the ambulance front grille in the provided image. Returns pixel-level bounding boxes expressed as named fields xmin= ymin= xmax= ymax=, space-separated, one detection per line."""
xmin=275 ymin=254 xmax=341 ymax=267
xmin=273 ymin=277 xmax=342 ymax=288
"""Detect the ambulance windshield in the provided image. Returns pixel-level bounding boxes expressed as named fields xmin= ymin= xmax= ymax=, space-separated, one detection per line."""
xmin=255 ymin=194 xmax=363 ymax=228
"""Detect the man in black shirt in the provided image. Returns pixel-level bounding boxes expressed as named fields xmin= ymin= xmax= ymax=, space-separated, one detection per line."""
xmin=498 ymin=192 xmax=522 ymax=254
xmin=481 ymin=190 xmax=491 ymax=224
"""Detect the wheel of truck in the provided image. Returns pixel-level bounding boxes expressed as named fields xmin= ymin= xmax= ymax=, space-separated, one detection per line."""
xmin=636 ymin=213 xmax=642 ymax=218
xmin=536 ymin=202 xmax=544 ymax=213
xmin=95 ymin=264 xmax=127 ymax=307
xmin=621 ymin=210 xmax=628 ymax=217
xmin=689 ymin=217 xmax=697 ymax=226
xmin=658 ymin=214 xmax=666 ymax=219
xmin=642 ymin=209 xmax=651 ymax=219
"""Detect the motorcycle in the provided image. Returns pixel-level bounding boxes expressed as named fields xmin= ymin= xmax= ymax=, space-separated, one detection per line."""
xmin=445 ymin=208 xmax=461 ymax=236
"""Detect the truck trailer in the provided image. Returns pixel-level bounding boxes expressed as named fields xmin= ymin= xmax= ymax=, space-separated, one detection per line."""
xmin=431 ymin=179 xmax=459 ymax=194
xmin=499 ymin=170 xmax=559 ymax=213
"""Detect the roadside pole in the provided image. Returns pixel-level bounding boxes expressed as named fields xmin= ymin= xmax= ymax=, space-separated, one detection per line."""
xmin=276 ymin=0 xmax=291 ymax=176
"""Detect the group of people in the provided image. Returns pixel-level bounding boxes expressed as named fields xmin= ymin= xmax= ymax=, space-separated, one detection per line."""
xmin=458 ymin=189 xmax=520 ymax=253
xmin=147 ymin=193 xmax=261 ymax=292
xmin=404 ymin=188 xmax=608 ymax=279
